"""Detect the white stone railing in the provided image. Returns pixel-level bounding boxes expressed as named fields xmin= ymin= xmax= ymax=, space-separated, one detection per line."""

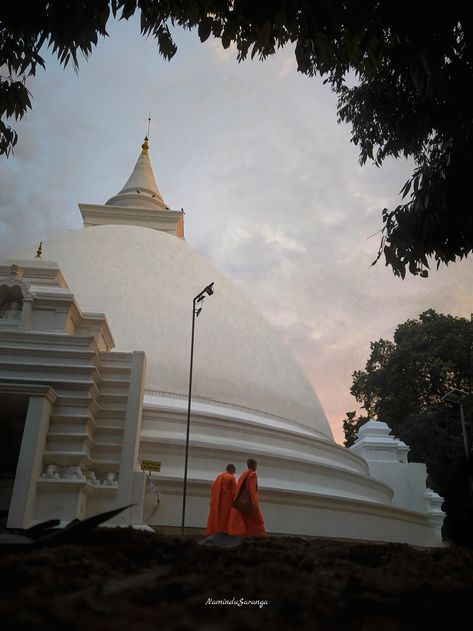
xmin=143 ymin=388 xmax=329 ymax=439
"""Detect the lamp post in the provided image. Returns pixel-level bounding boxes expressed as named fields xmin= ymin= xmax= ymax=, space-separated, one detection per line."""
xmin=181 ymin=282 xmax=214 ymax=536
xmin=442 ymin=388 xmax=473 ymax=496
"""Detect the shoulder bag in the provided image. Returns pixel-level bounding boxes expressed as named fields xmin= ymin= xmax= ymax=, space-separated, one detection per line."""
xmin=232 ymin=477 xmax=253 ymax=515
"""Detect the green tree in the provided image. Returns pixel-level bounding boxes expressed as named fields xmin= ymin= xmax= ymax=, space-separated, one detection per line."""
xmin=342 ymin=411 xmax=367 ymax=449
xmin=1 ymin=1 xmax=473 ymax=275
xmin=342 ymin=309 xmax=473 ymax=543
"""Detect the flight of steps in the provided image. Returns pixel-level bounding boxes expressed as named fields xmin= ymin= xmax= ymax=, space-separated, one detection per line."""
xmin=0 ymin=332 xmax=100 ymax=471
xmin=0 ymin=332 xmax=135 ymax=486
xmin=90 ymin=351 xmax=135 ymax=482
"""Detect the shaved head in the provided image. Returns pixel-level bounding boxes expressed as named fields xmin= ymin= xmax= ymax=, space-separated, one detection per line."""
xmin=247 ymin=458 xmax=257 ymax=470
xmin=226 ymin=464 xmax=236 ymax=473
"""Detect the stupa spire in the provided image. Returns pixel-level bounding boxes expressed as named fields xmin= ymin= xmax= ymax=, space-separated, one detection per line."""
xmin=142 ymin=116 xmax=151 ymax=155
xmin=80 ymin=131 xmax=185 ymax=238
xmin=105 ymin=135 xmax=168 ymax=210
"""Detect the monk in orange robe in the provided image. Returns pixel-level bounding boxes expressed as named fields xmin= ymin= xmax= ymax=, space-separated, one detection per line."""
xmin=206 ymin=464 xmax=237 ymax=535
xmin=228 ymin=458 xmax=266 ymax=537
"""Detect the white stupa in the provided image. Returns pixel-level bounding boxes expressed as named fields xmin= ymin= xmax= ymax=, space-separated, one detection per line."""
xmin=0 ymin=137 xmax=444 ymax=544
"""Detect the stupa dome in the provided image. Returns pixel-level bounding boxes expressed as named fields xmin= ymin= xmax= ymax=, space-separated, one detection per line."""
xmin=1 ymin=136 xmax=444 ymax=546
xmin=13 ymin=224 xmax=333 ymax=439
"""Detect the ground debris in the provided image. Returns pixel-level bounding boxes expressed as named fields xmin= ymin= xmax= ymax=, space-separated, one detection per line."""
xmin=0 ymin=531 xmax=472 ymax=630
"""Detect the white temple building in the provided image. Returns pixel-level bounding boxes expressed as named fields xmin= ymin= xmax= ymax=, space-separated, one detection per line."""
xmin=0 ymin=137 xmax=444 ymax=545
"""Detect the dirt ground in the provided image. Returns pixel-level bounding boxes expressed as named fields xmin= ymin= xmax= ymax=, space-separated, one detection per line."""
xmin=1 ymin=528 xmax=472 ymax=631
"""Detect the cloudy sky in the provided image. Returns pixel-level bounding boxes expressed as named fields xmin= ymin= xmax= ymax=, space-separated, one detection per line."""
xmin=1 ymin=17 xmax=471 ymax=443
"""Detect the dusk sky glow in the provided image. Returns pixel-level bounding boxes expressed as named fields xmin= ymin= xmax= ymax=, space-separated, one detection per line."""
xmin=1 ymin=17 xmax=471 ymax=443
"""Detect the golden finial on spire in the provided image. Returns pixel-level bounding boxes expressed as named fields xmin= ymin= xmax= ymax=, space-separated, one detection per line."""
xmin=141 ymin=116 xmax=151 ymax=154
xmin=35 ymin=241 xmax=43 ymax=259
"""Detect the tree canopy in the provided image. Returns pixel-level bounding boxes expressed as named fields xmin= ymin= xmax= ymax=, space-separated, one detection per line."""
xmin=1 ymin=1 xmax=472 ymax=276
xmin=342 ymin=309 xmax=473 ymax=543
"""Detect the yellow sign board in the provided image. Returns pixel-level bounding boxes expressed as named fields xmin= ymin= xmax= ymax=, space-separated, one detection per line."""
xmin=140 ymin=459 xmax=161 ymax=472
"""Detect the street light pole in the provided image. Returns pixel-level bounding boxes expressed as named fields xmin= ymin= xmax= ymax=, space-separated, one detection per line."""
xmin=442 ymin=388 xmax=473 ymax=496
xmin=181 ymin=282 xmax=214 ymax=536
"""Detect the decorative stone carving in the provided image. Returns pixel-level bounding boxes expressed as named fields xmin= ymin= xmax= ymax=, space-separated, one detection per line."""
xmin=102 ymin=472 xmax=118 ymax=487
xmin=41 ymin=464 xmax=60 ymax=479
xmin=62 ymin=465 xmax=86 ymax=481
xmin=0 ymin=300 xmax=22 ymax=319
xmin=8 ymin=264 xmax=23 ymax=278
xmin=85 ymin=470 xmax=100 ymax=486
xmin=0 ymin=278 xmax=32 ymax=329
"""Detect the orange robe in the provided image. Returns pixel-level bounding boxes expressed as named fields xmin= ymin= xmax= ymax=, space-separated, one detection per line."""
xmin=228 ymin=469 xmax=266 ymax=537
xmin=206 ymin=472 xmax=237 ymax=535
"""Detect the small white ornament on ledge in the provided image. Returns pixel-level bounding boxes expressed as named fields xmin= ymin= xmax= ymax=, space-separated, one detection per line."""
xmin=102 ymin=472 xmax=118 ymax=487
xmin=62 ymin=465 xmax=86 ymax=481
xmin=85 ymin=470 xmax=100 ymax=486
xmin=41 ymin=464 xmax=60 ymax=479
